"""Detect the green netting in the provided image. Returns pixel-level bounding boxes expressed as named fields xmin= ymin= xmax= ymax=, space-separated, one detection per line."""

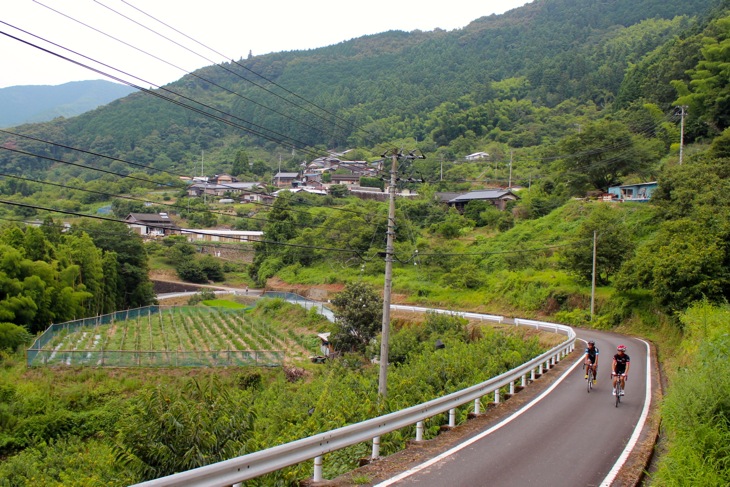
xmin=29 ymin=350 xmax=284 ymax=367
xmin=27 ymin=306 xmax=284 ymax=367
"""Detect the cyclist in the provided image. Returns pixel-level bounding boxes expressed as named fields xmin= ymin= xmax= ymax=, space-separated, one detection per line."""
xmin=582 ymin=340 xmax=599 ymax=384
xmin=612 ymin=344 xmax=630 ymax=395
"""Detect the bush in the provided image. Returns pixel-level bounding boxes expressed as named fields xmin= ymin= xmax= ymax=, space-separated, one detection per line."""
xmin=116 ymin=376 xmax=254 ymax=480
xmin=0 ymin=323 xmax=32 ymax=352
xmin=176 ymin=260 xmax=208 ymax=283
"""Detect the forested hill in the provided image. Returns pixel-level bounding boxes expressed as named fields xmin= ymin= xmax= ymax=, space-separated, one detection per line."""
xmin=0 ymin=80 xmax=136 ymax=128
xmin=0 ymin=0 xmax=722 ymax=178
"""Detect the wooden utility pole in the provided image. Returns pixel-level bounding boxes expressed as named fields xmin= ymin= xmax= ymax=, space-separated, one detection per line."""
xmin=378 ymin=149 xmax=398 ymax=398
xmin=378 ymin=149 xmax=424 ymax=399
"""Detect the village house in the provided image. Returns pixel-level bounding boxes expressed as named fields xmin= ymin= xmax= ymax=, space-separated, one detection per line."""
xmin=125 ymin=213 xmax=179 ymax=237
xmin=187 ymin=181 xmax=267 ymax=201
xmin=273 ymin=172 xmax=300 ymax=187
xmin=180 ymin=228 xmax=264 ymax=243
xmin=465 ymin=151 xmax=489 ymax=161
xmin=329 ymin=174 xmax=361 ymax=186
xmin=445 ymin=189 xmax=520 ymax=212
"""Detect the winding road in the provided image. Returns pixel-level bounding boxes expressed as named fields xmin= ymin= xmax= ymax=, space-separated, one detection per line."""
xmin=374 ymin=330 xmax=654 ymax=487
xmin=155 ymin=287 xmax=656 ymax=486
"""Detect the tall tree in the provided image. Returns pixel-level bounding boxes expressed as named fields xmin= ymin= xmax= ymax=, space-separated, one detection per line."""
xmin=249 ymin=192 xmax=299 ymax=285
xmin=74 ymin=221 xmax=156 ymax=309
xmin=330 ymin=282 xmax=383 ymax=353
xmin=556 ymin=120 xmax=661 ymax=193
xmin=673 ymin=15 xmax=730 ymax=134
xmin=561 ymin=204 xmax=634 ymax=285
xmin=232 ymin=149 xmax=250 ymax=177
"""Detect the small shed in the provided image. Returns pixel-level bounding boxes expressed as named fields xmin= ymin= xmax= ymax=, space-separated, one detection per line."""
xmin=607 ymin=182 xmax=657 ymax=202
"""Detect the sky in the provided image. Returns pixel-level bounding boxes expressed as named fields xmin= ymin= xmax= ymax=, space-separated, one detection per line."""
xmin=0 ymin=0 xmax=529 ymax=89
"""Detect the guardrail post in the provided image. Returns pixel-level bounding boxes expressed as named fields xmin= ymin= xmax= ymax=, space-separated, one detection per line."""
xmin=313 ymin=455 xmax=323 ymax=482
xmin=538 ymin=363 xmax=543 ymax=375
xmin=521 ymin=374 xmax=527 ymax=387
xmin=509 ymin=381 xmax=515 ymax=395
xmin=448 ymin=408 xmax=456 ymax=427
xmin=372 ymin=436 xmax=380 ymax=459
xmin=416 ymin=421 xmax=424 ymax=441
xmin=494 ymin=389 xmax=500 ymax=404
xmin=474 ymin=398 xmax=481 ymax=415
xmin=531 ymin=368 xmax=536 ymax=381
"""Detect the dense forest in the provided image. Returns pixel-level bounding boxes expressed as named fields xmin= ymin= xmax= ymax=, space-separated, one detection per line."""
xmin=1 ymin=0 xmax=730 ymax=485
xmin=0 ymin=0 xmax=723 ymax=183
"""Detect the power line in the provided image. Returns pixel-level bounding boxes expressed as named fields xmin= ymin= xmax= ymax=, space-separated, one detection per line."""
xmin=0 ymin=199 xmax=364 ymax=256
xmin=35 ymin=0 xmax=345 ymax=145
xmin=0 ymin=131 xmax=388 ymax=228
xmin=102 ymin=0 xmax=371 ymax=143
xmin=0 ymin=24 xmax=320 ymax=154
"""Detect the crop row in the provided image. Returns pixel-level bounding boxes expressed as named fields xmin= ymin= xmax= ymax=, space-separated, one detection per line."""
xmin=29 ymin=307 xmax=290 ymax=367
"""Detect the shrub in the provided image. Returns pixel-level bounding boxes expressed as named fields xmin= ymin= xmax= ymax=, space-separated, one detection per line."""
xmin=116 ymin=376 xmax=254 ymax=480
xmin=0 ymin=323 xmax=32 ymax=352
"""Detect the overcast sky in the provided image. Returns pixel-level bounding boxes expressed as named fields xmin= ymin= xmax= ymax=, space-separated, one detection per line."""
xmin=0 ymin=0 xmax=529 ymax=89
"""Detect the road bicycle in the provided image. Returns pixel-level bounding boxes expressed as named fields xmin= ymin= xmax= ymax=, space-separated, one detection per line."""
xmin=584 ymin=361 xmax=595 ymax=393
xmin=612 ymin=373 xmax=625 ymax=407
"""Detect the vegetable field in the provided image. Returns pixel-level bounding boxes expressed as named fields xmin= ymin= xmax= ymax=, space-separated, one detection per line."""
xmin=25 ymin=306 xmax=316 ymax=367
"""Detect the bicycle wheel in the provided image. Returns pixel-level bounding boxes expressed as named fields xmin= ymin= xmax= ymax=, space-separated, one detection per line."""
xmin=615 ymin=381 xmax=621 ymax=407
xmin=587 ymin=368 xmax=593 ymax=393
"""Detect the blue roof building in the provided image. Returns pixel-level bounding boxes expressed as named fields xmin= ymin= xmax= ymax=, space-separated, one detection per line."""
xmin=607 ymin=182 xmax=658 ymax=202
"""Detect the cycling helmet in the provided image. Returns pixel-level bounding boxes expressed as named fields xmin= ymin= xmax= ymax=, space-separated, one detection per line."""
xmin=588 ymin=340 xmax=595 ymax=345
xmin=617 ymin=344 xmax=627 ymax=352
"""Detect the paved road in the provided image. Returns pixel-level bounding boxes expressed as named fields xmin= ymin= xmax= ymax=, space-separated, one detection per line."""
xmin=376 ymin=330 xmax=652 ymax=487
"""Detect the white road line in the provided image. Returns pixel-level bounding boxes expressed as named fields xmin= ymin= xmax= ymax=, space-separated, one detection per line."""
xmin=375 ymin=337 xmax=652 ymax=487
xmin=373 ymin=354 xmax=586 ymax=487
xmin=600 ymin=338 xmax=652 ymax=486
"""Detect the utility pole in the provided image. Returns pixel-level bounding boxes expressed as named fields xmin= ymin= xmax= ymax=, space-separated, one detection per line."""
xmin=378 ymin=149 xmax=398 ymax=398
xmin=590 ymin=231 xmax=597 ymax=319
xmin=678 ymin=105 xmax=688 ymax=165
xmin=202 ymin=151 xmax=206 ymax=205
xmin=378 ymin=148 xmax=424 ymax=399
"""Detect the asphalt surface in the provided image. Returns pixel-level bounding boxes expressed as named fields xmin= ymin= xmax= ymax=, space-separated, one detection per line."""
xmin=375 ymin=330 xmax=651 ymax=487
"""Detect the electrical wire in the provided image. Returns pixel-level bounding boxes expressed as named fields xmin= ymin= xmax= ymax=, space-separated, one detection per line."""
xmin=95 ymin=0 xmax=366 ymax=143
xmin=0 ymin=199 xmax=363 ymax=256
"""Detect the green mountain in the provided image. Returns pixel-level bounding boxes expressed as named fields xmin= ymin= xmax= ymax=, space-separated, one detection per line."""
xmin=0 ymin=0 xmax=723 ymax=178
xmin=0 ymin=80 xmax=136 ymax=128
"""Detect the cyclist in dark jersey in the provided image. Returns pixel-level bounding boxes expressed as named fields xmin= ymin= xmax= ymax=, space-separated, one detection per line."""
xmin=612 ymin=345 xmax=630 ymax=395
xmin=582 ymin=340 xmax=599 ymax=384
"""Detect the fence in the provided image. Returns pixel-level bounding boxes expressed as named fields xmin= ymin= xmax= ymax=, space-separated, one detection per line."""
xmin=26 ymin=305 xmax=284 ymax=367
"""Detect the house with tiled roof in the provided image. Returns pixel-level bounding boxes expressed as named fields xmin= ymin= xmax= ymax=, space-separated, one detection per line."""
xmin=125 ymin=213 xmax=179 ymax=237
xmin=447 ymin=189 xmax=520 ymax=212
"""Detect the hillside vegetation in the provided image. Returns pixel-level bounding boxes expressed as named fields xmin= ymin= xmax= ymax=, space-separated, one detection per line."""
xmin=0 ymin=0 xmax=729 ymax=484
xmin=0 ymin=80 xmax=136 ymax=128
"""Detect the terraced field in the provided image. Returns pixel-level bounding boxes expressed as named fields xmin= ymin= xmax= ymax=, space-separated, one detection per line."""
xmin=27 ymin=306 xmax=318 ymax=367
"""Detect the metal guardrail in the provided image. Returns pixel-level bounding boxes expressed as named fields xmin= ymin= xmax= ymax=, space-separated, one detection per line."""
xmin=132 ymin=309 xmax=575 ymax=487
